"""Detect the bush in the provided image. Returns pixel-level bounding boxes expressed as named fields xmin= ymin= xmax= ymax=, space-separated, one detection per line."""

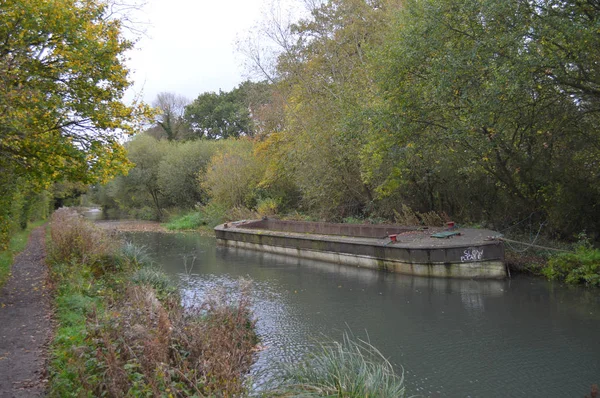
xmin=201 ymin=139 xmax=265 ymax=209
xmin=85 ymin=281 xmax=257 ymax=397
xmin=543 ymin=245 xmax=600 ymax=286
xmin=49 ymin=209 xmax=119 ymax=272
xmin=256 ymin=197 xmax=279 ymax=217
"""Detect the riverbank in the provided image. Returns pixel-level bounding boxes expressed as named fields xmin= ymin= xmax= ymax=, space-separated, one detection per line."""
xmin=47 ymin=209 xmax=258 ymax=396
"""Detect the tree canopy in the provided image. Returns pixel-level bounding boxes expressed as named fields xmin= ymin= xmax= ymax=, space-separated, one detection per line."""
xmin=184 ymin=81 xmax=270 ymax=139
xmin=0 ymin=0 xmax=151 ymax=246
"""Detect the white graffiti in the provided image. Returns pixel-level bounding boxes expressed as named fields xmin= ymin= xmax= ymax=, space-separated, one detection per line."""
xmin=461 ymin=248 xmax=484 ymax=262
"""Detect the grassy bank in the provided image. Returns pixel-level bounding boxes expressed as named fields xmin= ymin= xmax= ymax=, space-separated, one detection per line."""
xmin=47 ymin=209 xmax=257 ymax=396
xmin=163 ymin=203 xmax=257 ymax=232
xmin=0 ymin=220 xmax=46 ymax=289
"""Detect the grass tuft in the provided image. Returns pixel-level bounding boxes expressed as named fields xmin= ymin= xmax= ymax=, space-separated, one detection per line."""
xmin=268 ymin=333 xmax=406 ymax=398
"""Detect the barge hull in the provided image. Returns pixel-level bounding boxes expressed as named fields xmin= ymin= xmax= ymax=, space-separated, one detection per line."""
xmin=215 ymin=220 xmax=506 ymax=279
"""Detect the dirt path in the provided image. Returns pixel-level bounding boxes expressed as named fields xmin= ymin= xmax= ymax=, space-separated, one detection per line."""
xmin=0 ymin=227 xmax=51 ymax=397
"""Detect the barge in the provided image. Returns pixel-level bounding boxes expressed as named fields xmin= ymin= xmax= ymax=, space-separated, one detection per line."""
xmin=214 ymin=219 xmax=506 ymax=279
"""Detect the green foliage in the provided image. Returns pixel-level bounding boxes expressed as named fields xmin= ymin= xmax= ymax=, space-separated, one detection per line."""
xmin=0 ymin=0 xmax=150 ymax=186
xmin=543 ymin=243 xmax=600 ymax=287
xmin=184 ymin=80 xmax=268 ymax=139
xmin=202 ymin=139 xmax=266 ymax=209
xmin=165 ymin=202 xmax=229 ymax=230
xmin=0 ymin=0 xmax=151 ymax=250
xmin=94 ymin=136 xmax=225 ymax=220
xmin=256 ymin=197 xmax=279 ymax=217
xmin=0 ymin=176 xmax=51 ymax=249
xmin=268 ymin=334 xmax=405 ymax=397
xmin=157 ymin=139 xmax=222 ymax=207
xmin=365 ymin=0 xmax=600 ymax=235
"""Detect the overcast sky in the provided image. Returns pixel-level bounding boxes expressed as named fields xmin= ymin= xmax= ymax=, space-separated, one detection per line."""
xmin=125 ymin=0 xmax=270 ymax=105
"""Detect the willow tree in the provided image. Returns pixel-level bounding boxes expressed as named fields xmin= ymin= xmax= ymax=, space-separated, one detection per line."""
xmin=0 ymin=0 xmax=150 ymax=246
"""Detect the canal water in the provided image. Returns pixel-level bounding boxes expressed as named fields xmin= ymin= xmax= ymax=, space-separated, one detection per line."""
xmin=122 ymin=231 xmax=600 ymax=397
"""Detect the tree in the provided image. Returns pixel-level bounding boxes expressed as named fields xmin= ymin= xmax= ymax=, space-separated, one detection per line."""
xmin=156 ymin=140 xmax=223 ymax=207
xmin=367 ymin=0 xmax=600 ymax=234
xmin=152 ymin=92 xmax=191 ymax=141
xmin=118 ymin=135 xmax=169 ymax=219
xmin=251 ymin=0 xmax=397 ymax=218
xmin=184 ymin=82 xmax=264 ymax=139
xmin=201 ymin=139 xmax=265 ymax=208
xmin=0 ymin=0 xmax=150 ymax=247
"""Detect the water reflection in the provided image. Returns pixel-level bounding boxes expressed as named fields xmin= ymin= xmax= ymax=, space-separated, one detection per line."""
xmin=122 ymin=231 xmax=600 ymax=397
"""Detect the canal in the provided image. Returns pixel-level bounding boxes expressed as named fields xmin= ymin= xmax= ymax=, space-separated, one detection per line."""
xmin=122 ymin=230 xmax=600 ymax=397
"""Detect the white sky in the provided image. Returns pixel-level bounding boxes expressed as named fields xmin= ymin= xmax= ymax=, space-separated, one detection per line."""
xmin=125 ymin=0 xmax=270 ymax=105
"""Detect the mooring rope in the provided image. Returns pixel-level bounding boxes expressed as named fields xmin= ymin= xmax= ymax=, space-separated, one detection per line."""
xmin=498 ymin=237 xmax=570 ymax=253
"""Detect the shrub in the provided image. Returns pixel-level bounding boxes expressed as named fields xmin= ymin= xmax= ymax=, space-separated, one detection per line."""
xmin=48 ymin=213 xmax=259 ymax=397
xmin=174 ymin=280 xmax=258 ymax=396
xmin=268 ymin=334 xmax=406 ymax=398
xmin=201 ymin=139 xmax=265 ymax=209
xmin=543 ymin=245 xmax=600 ymax=286
xmin=48 ymin=208 xmax=118 ymax=271
xmin=256 ymin=197 xmax=279 ymax=217
xmin=85 ymin=281 xmax=257 ymax=397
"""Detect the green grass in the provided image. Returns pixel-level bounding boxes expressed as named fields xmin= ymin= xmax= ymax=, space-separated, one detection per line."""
xmin=164 ymin=211 xmax=206 ymax=230
xmin=0 ymin=220 xmax=46 ymax=289
xmin=164 ymin=203 xmax=227 ymax=231
xmin=267 ymin=333 xmax=406 ymax=397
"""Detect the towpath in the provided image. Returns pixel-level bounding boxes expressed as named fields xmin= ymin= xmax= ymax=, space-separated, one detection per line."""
xmin=0 ymin=227 xmax=52 ymax=397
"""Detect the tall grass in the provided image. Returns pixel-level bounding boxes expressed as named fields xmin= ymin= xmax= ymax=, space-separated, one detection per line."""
xmin=268 ymin=334 xmax=406 ymax=398
xmin=47 ymin=209 xmax=258 ymax=396
xmin=48 ymin=209 xmax=119 ymax=272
